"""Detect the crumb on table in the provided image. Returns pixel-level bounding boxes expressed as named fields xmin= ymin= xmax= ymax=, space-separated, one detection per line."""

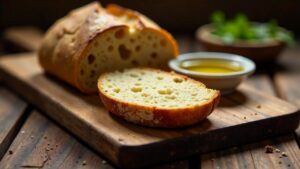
xmin=265 ymin=145 xmax=274 ymax=153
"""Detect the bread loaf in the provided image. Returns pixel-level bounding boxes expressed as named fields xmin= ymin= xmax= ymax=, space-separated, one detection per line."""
xmin=98 ymin=68 xmax=220 ymax=128
xmin=38 ymin=2 xmax=178 ymax=93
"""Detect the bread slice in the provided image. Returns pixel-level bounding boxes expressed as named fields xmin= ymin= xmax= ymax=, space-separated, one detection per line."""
xmin=38 ymin=2 xmax=178 ymax=94
xmin=98 ymin=68 xmax=220 ymax=128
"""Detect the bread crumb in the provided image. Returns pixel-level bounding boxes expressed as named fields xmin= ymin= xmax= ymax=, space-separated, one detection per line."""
xmin=82 ymin=160 xmax=87 ymax=166
xmin=275 ymin=148 xmax=280 ymax=153
xmin=21 ymin=130 xmax=25 ymax=134
xmin=265 ymin=145 xmax=274 ymax=153
xmin=257 ymin=105 xmax=261 ymax=108
xmin=281 ymin=152 xmax=288 ymax=157
xmin=101 ymin=160 xmax=107 ymax=164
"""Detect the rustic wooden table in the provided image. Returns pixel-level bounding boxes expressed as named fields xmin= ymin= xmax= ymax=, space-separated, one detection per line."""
xmin=0 ymin=27 xmax=299 ymax=169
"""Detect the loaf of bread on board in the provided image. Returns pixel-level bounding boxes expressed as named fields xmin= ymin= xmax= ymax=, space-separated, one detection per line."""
xmin=98 ymin=68 xmax=220 ymax=128
xmin=38 ymin=2 xmax=179 ymax=93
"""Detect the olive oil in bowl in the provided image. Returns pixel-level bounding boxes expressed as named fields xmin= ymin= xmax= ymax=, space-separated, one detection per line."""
xmin=180 ymin=59 xmax=244 ymax=74
xmin=168 ymin=52 xmax=256 ymax=94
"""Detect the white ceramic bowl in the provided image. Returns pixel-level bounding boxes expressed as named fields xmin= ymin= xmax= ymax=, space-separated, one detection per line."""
xmin=169 ymin=52 xmax=256 ymax=94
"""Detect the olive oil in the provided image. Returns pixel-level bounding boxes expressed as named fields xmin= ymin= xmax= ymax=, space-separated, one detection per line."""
xmin=181 ymin=59 xmax=243 ymax=74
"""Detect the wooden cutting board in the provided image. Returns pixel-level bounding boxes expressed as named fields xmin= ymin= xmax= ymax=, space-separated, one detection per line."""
xmin=0 ymin=53 xmax=299 ymax=169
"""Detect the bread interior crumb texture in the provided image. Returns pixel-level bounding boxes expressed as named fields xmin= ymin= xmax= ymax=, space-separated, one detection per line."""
xmin=99 ymin=68 xmax=216 ymax=108
xmin=79 ymin=27 xmax=174 ymax=91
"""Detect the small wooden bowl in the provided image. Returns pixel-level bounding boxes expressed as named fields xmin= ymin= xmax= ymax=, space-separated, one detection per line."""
xmin=196 ymin=24 xmax=286 ymax=64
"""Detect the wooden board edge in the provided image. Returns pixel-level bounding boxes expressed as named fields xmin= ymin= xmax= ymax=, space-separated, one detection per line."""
xmin=117 ymin=111 xmax=300 ymax=168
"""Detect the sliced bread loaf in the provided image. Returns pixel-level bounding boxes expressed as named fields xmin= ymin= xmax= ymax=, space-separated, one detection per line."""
xmin=98 ymin=68 xmax=220 ymax=128
xmin=38 ymin=2 xmax=178 ymax=94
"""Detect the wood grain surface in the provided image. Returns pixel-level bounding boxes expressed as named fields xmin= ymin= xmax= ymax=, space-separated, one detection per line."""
xmin=0 ymin=86 xmax=27 ymax=160
xmin=201 ymin=134 xmax=300 ymax=169
xmin=0 ymin=111 xmax=112 ymax=169
xmin=0 ymin=111 xmax=189 ymax=169
xmin=0 ymin=54 xmax=299 ymax=169
xmin=274 ymin=46 xmax=300 ymax=143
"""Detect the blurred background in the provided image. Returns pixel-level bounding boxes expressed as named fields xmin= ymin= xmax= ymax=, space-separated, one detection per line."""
xmin=1 ymin=0 xmax=300 ymax=35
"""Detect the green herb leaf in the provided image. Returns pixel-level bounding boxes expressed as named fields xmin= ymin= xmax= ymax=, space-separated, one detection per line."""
xmin=209 ymin=11 xmax=295 ymax=46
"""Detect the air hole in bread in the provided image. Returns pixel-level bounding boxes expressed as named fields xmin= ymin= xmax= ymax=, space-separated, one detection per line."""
xmin=106 ymin=37 xmax=111 ymax=41
xmin=115 ymin=29 xmax=125 ymax=39
xmin=151 ymin=52 xmax=158 ymax=59
xmin=157 ymin=76 xmax=163 ymax=80
xmin=90 ymin=70 xmax=95 ymax=78
xmin=71 ymin=38 xmax=76 ymax=43
xmin=80 ymin=70 xmax=84 ymax=75
xmin=173 ymin=78 xmax=183 ymax=83
xmin=88 ymin=54 xmax=95 ymax=64
xmin=131 ymin=60 xmax=139 ymax=66
xmin=166 ymin=96 xmax=176 ymax=100
xmin=147 ymin=36 xmax=152 ymax=40
xmin=129 ymin=73 xmax=138 ymax=78
xmin=131 ymin=87 xmax=142 ymax=92
xmin=135 ymin=83 xmax=141 ymax=86
xmin=147 ymin=61 xmax=153 ymax=66
xmin=160 ymin=39 xmax=167 ymax=47
xmin=135 ymin=45 xmax=141 ymax=52
xmin=130 ymin=38 xmax=135 ymax=43
xmin=141 ymin=93 xmax=149 ymax=97
xmin=113 ymin=88 xmax=120 ymax=93
xmin=191 ymin=93 xmax=197 ymax=96
xmin=108 ymin=45 xmax=114 ymax=52
xmin=118 ymin=44 xmax=131 ymax=60
xmin=158 ymin=89 xmax=172 ymax=95
xmin=153 ymin=43 xmax=157 ymax=48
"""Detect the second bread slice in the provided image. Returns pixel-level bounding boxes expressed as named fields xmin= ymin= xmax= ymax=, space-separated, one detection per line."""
xmin=98 ymin=68 xmax=220 ymax=128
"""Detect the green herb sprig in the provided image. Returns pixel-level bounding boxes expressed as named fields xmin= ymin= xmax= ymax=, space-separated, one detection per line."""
xmin=210 ymin=11 xmax=295 ymax=46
